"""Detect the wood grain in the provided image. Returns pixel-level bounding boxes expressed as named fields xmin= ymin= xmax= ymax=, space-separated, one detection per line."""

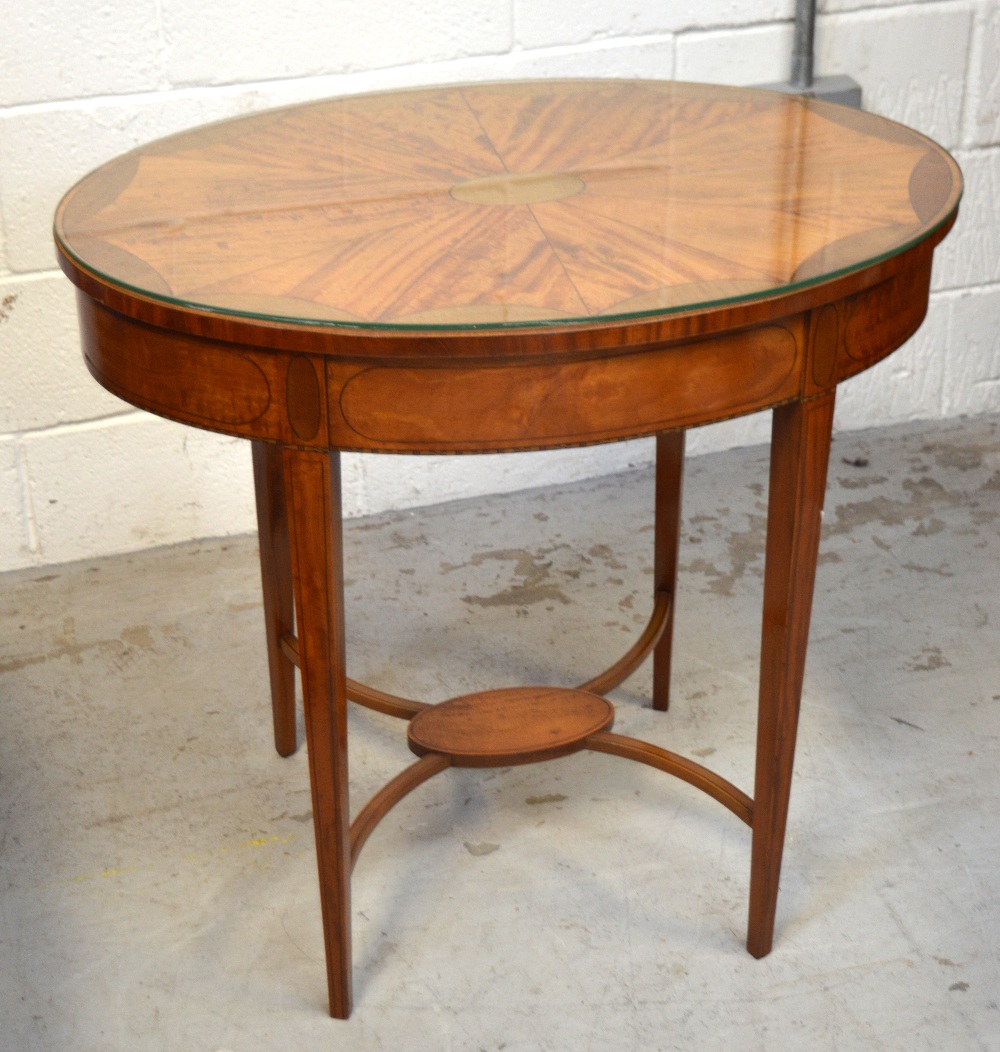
xmin=841 ymin=246 xmax=934 ymax=376
xmin=652 ymin=432 xmax=685 ymax=711
xmin=80 ymin=293 xmax=271 ymax=427
xmin=56 ymin=81 xmax=960 ymax=339
xmin=252 ymin=440 xmax=297 ymax=757
xmin=577 ymin=589 xmax=672 ymax=697
xmin=283 ymin=448 xmax=352 ymax=1018
xmin=331 ymin=324 xmax=799 ymax=451
xmin=586 ymin=731 xmax=753 ymax=826
xmin=349 ymin=755 xmax=450 ymax=871
xmin=277 ymin=629 xmax=430 ymax=719
xmin=286 ymin=356 xmax=323 ymax=441
xmin=747 ymin=392 xmax=836 ymax=959
xmin=407 ymin=686 xmax=615 ymax=767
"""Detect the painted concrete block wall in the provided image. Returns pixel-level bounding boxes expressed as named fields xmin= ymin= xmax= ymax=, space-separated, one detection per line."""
xmin=1 ymin=0 xmax=997 ymax=570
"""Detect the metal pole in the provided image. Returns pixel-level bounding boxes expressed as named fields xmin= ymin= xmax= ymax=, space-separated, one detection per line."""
xmin=790 ymin=0 xmax=816 ymax=90
xmin=755 ymin=0 xmax=861 ymax=108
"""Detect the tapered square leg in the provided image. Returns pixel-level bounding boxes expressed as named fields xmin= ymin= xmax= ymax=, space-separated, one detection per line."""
xmin=283 ymin=447 xmax=353 ymax=1018
xmin=747 ymin=393 xmax=835 ymax=958
xmin=252 ymin=440 xmax=297 ymax=757
xmin=652 ymin=431 xmax=685 ymax=712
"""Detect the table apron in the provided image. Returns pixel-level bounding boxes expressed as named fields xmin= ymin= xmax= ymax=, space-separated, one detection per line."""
xmin=76 ymin=249 xmax=932 ymax=454
xmin=327 ymin=322 xmax=801 ymax=451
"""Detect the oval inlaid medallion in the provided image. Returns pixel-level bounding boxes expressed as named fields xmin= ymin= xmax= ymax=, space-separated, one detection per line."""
xmin=286 ymin=355 xmax=322 ymax=441
xmin=810 ymin=304 xmax=839 ymax=389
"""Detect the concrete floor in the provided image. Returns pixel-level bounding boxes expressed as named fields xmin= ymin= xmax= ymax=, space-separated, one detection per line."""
xmin=1 ymin=414 xmax=998 ymax=1051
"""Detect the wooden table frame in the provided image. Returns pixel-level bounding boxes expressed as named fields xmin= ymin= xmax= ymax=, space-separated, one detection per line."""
xmin=54 ymin=81 xmax=962 ymax=1018
xmin=250 ymin=391 xmax=836 ymax=1016
xmin=233 ymin=232 xmax=938 ymax=1017
xmin=63 ymin=218 xmax=956 ymax=1020
xmin=251 ymin=383 xmax=834 ymax=1015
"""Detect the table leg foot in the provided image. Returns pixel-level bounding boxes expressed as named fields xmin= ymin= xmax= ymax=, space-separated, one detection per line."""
xmin=652 ymin=431 xmax=684 ymax=712
xmin=252 ymin=440 xmax=298 ymax=757
xmin=747 ymin=393 xmax=835 ymax=958
xmin=284 ymin=447 xmax=353 ymax=1019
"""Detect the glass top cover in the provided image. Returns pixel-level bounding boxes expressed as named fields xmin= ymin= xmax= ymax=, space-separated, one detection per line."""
xmin=55 ymin=80 xmax=962 ymax=332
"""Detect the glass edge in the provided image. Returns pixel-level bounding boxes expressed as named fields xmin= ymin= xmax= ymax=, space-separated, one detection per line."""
xmin=54 ymin=195 xmax=962 ymax=336
xmin=52 ymin=79 xmax=963 ymax=337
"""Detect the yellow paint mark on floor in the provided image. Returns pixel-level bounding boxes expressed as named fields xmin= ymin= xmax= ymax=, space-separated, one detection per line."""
xmin=223 ymin=834 xmax=296 ymax=852
xmin=72 ymin=865 xmax=140 ymax=883
xmin=38 ymin=864 xmax=149 ymax=889
xmin=38 ymin=833 xmax=299 ymax=889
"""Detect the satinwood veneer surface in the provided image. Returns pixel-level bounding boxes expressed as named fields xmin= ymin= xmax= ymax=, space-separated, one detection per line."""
xmin=407 ymin=686 xmax=615 ymax=767
xmin=55 ymin=80 xmax=960 ymax=341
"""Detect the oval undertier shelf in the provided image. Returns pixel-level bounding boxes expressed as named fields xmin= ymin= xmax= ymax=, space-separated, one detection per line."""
xmin=407 ymin=686 xmax=615 ymax=768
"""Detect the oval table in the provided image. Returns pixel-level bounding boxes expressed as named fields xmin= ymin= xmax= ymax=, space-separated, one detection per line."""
xmin=54 ymin=79 xmax=961 ymax=1018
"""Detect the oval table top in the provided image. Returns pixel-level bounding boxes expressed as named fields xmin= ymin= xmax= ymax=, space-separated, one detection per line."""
xmin=55 ymin=79 xmax=961 ymax=361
